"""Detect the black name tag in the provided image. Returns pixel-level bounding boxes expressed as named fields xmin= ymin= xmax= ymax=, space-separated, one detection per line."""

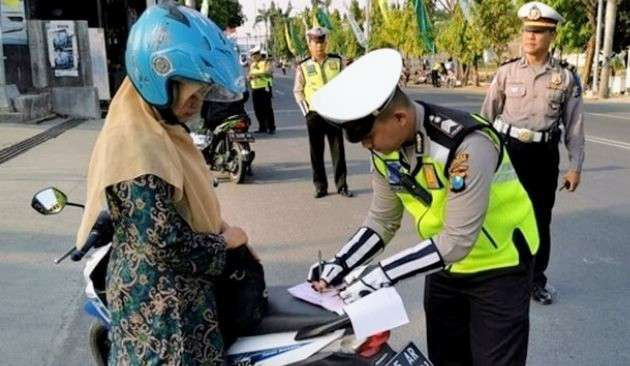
xmin=386 ymin=343 xmax=432 ymax=366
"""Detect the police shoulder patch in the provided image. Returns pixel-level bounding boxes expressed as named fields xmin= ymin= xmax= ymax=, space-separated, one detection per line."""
xmin=559 ymin=59 xmax=576 ymax=72
xmin=429 ymin=114 xmax=464 ymax=138
xmin=448 ymin=153 xmax=469 ymax=193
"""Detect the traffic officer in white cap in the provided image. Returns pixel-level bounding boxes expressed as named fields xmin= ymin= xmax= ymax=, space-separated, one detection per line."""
xmin=481 ymin=1 xmax=585 ymax=305
xmin=307 ymin=48 xmax=540 ymax=365
xmin=294 ymin=26 xmax=352 ymax=198
xmin=248 ymin=46 xmax=276 ymax=134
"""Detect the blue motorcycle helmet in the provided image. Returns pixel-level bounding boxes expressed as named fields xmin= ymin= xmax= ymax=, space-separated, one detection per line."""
xmin=125 ymin=3 xmax=245 ymax=109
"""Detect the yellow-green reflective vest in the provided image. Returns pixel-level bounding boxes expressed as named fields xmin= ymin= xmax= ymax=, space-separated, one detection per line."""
xmin=372 ymin=106 xmax=539 ymax=275
xmin=249 ymin=60 xmax=270 ymax=89
xmin=299 ymin=55 xmax=342 ymax=107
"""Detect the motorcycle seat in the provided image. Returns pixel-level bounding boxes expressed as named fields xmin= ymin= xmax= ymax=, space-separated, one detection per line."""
xmin=249 ymin=286 xmax=340 ymax=335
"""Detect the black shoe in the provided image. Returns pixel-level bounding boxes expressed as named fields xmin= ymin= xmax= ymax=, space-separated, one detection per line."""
xmin=338 ymin=187 xmax=354 ymax=198
xmin=532 ymin=284 xmax=555 ymax=305
xmin=314 ymin=190 xmax=327 ymax=199
xmin=268 ymin=129 xmax=276 ymax=135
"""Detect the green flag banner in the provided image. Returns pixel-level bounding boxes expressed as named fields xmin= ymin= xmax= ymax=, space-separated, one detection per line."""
xmin=414 ymin=0 xmax=435 ymax=53
xmin=289 ymin=20 xmax=306 ymax=56
xmin=314 ymin=6 xmax=333 ymax=30
xmin=347 ymin=11 xmax=367 ymax=49
xmin=284 ymin=22 xmax=297 ymax=56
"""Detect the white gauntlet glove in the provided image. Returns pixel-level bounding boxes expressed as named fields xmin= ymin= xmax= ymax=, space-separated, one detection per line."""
xmin=339 ymin=265 xmax=392 ymax=304
xmin=307 ymin=257 xmax=347 ymax=286
xmin=340 ymin=239 xmax=445 ymax=304
xmin=306 ymin=227 xmax=385 ymax=286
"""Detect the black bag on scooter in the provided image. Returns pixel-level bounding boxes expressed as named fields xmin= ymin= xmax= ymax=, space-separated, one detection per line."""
xmin=215 ymin=245 xmax=268 ymax=346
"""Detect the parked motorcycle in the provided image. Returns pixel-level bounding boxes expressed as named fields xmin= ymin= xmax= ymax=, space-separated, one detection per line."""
xmin=193 ymin=92 xmax=256 ymax=184
xmin=31 ymin=187 xmax=432 ymax=366
xmin=191 ymin=114 xmax=255 ymax=184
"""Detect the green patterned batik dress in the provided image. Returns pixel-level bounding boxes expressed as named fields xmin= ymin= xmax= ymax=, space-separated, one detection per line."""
xmin=105 ymin=174 xmax=227 ymax=365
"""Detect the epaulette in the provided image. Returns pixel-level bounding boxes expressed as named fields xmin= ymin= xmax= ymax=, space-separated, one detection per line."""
xmin=559 ymin=60 xmax=577 ymax=73
xmin=500 ymin=57 xmax=520 ymax=66
xmin=298 ymin=56 xmax=312 ymax=64
xmin=328 ymin=53 xmax=342 ymax=59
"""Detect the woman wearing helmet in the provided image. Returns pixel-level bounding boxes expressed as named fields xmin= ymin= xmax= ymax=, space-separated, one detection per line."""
xmin=75 ymin=4 xmax=250 ymax=364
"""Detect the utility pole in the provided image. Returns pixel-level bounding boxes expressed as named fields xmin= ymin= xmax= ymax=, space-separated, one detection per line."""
xmin=598 ymin=0 xmax=618 ymax=98
xmin=592 ymin=0 xmax=604 ymax=93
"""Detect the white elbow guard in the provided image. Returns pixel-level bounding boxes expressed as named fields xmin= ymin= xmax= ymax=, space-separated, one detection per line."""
xmin=379 ymin=238 xmax=444 ymax=283
xmin=336 ymin=227 xmax=385 ymax=270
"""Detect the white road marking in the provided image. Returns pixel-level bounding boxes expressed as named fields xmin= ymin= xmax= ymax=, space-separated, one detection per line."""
xmin=586 ymin=135 xmax=630 ymax=150
xmin=586 ymin=112 xmax=630 ymax=121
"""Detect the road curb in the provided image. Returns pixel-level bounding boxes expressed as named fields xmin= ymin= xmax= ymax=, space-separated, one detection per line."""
xmin=0 ymin=118 xmax=87 ymax=165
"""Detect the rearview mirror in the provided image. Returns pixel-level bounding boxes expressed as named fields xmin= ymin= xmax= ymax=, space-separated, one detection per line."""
xmin=31 ymin=187 xmax=68 ymax=215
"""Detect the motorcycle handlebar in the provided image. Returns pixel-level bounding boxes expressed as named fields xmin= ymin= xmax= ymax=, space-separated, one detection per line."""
xmin=71 ymin=210 xmax=113 ymax=261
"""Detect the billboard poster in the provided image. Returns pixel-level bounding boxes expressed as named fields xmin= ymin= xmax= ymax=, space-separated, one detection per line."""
xmin=46 ymin=21 xmax=79 ymax=77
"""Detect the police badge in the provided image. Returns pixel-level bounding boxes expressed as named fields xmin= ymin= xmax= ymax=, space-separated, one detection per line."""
xmin=528 ymin=6 xmax=541 ymax=20
xmin=549 ymin=72 xmax=564 ymax=90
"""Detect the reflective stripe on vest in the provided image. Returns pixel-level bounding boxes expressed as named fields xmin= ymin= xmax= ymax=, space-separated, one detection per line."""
xmin=372 ymin=127 xmax=539 ymax=275
xmin=250 ymin=61 xmax=270 ymax=89
xmin=300 ymin=57 xmax=342 ymax=106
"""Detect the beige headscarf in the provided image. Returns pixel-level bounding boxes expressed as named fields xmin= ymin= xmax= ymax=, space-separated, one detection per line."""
xmin=75 ymin=78 xmax=222 ymax=249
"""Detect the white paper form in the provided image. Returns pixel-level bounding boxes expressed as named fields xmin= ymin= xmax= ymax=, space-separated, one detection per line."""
xmin=343 ymin=287 xmax=410 ymax=339
xmin=287 ymin=282 xmax=345 ymax=315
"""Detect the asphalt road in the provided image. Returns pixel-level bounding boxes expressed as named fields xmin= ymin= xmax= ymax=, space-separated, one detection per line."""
xmin=1 ymin=69 xmax=629 ymax=365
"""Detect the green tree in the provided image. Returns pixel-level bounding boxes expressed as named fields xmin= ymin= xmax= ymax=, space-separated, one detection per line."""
xmin=613 ymin=0 xmax=630 ymax=54
xmin=195 ymin=0 xmax=245 ymax=29
xmin=327 ymin=9 xmax=346 ymax=54
xmin=473 ymin=0 xmax=520 ymax=64
xmin=367 ymin=0 xmax=386 ymax=49
xmin=349 ymin=0 xmax=365 ymax=25
xmin=436 ymin=5 xmax=485 ymax=85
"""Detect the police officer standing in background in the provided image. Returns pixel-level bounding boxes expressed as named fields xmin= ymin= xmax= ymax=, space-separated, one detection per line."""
xmin=308 ymin=49 xmax=539 ymax=365
xmin=481 ymin=1 xmax=585 ymax=305
xmin=294 ymin=27 xmax=352 ymax=198
xmin=249 ymin=46 xmax=276 ymax=134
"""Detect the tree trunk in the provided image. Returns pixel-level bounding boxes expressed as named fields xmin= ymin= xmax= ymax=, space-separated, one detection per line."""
xmin=582 ymin=35 xmax=595 ymax=88
xmin=473 ymin=57 xmax=480 ymax=87
xmin=462 ymin=64 xmax=470 ymax=86
xmin=582 ymin=0 xmax=598 ymax=90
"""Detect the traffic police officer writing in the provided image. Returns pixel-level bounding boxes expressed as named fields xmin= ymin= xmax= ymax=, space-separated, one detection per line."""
xmin=248 ymin=46 xmax=276 ymax=134
xmin=307 ymin=49 xmax=540 ymax=366
xmin=481 ymin=1 xmax=585 ymax=305
xmin=294 ymin=26 xmax=352 ymax=198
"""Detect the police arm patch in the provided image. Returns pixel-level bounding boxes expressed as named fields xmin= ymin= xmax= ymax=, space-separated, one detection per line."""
xmin=448 ymin=153 xmax=469 ymax=192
